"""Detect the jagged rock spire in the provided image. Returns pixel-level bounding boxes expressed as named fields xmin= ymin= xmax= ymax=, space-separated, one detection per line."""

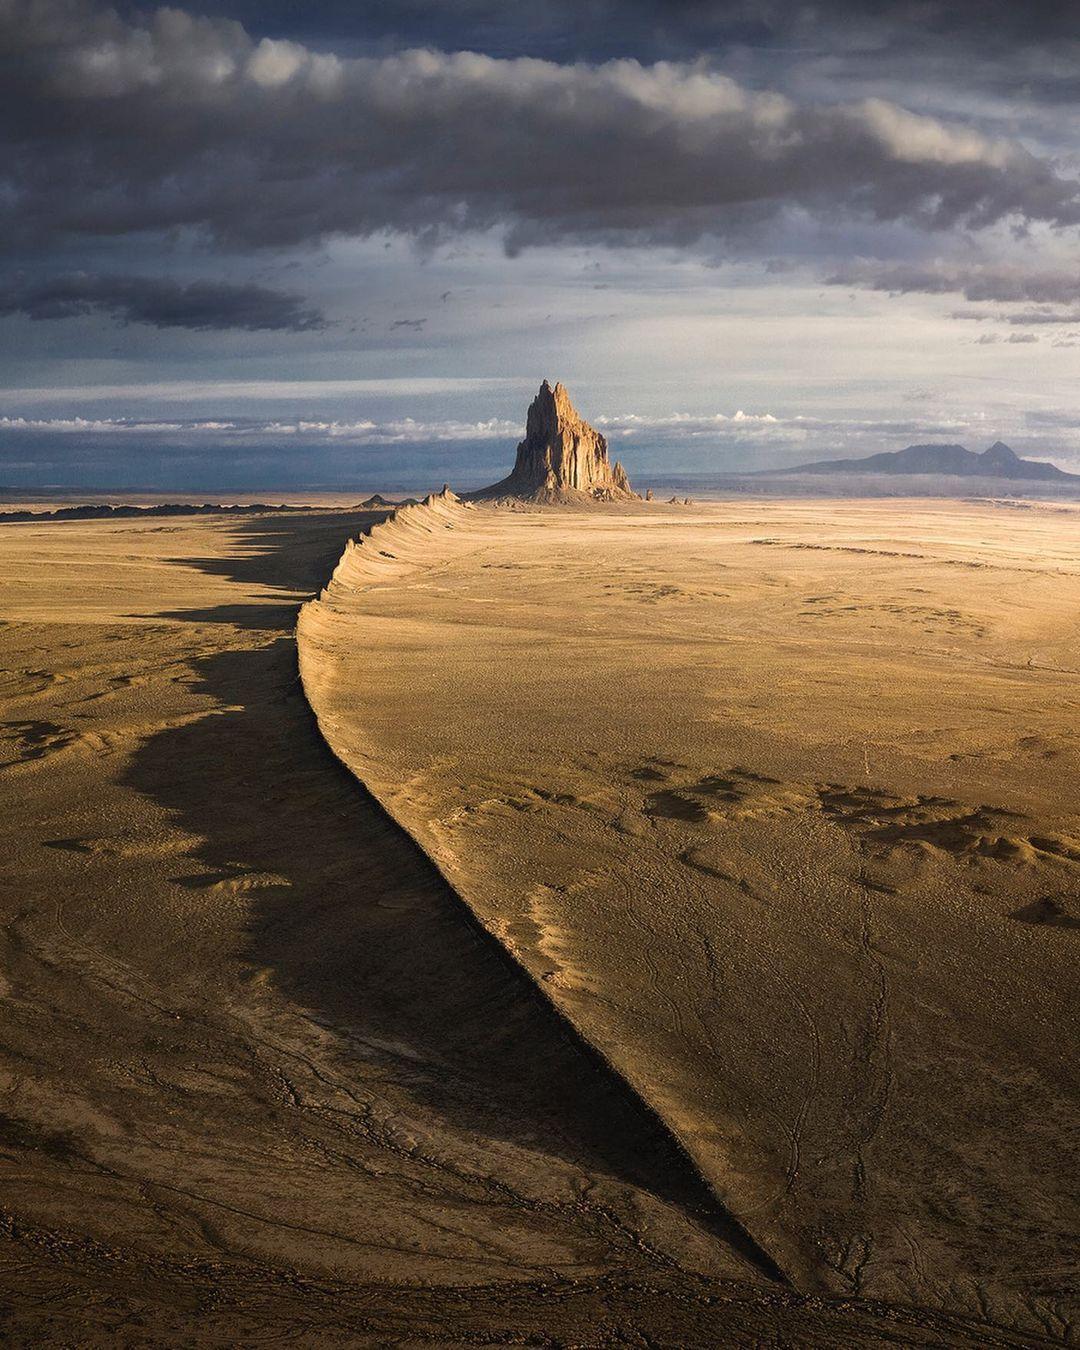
xmin=470 ymin=380 xmax=638 ymax=502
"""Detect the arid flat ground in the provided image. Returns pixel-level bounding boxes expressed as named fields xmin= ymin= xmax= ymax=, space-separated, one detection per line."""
xmin=2 ymin=504 xmax=1032 ymax=1346
xmin=301 ymin=495 xmax=1080 ymax=1345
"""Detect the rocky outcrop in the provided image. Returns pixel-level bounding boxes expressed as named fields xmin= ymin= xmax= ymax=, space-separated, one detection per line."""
xmin=470 ymin=381 xmax=638 ymax=502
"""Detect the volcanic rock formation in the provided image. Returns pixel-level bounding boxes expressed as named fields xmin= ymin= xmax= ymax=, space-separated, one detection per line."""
xmin=783 ymin=439 xmax=1079 ymax=481
xmin=471 ymin=381 xmax=638 ymax=502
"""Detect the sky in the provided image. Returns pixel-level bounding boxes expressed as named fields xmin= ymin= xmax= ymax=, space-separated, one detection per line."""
xmin=3 ymin=0 xmax=1080 ymax=489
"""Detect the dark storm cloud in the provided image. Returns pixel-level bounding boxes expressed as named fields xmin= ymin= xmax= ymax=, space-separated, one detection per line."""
xmin=833 ymin=260 xmax=1080 ymax=330
xmin=171 ymin=1 xmax=1080 ymax=66
xmin=0 ymin=272 xmax=327 ymax=330
xmin=828 ymin=261 xmax=1080 ymax=306
xmin=3 ymin=0 xmax=1079 ymax=261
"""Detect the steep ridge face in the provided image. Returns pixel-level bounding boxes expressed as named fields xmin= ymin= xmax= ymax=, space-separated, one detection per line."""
xmin=298 ymin=490 xmax=809 ymax=1287
xmin=316 ymin=484 xmax=469 ymax=599
xmin=297 ymin=488 xmax=787 ymax=1288
xmin=470 ymin=381 xmax=638 ymax=502
xmin=297 ymin=495 xmax=1080 ymax=1339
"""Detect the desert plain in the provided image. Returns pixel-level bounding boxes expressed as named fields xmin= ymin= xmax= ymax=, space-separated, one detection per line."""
xmin=1 ymin=494 xmax=1077 ymax=1345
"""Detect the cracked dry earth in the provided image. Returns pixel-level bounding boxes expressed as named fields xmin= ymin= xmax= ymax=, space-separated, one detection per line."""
xmin=0 ymin=505 xmax=1018 ymax=1350
xmin=300 ymin=495 xmax=1080 ymax=1347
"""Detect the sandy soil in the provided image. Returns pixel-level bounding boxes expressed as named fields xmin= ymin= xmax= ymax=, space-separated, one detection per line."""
xmin=300 ymin=493 xmax=1080 ymax=1344
xmin=0 ymin=506 xmax=1013 ymax=1344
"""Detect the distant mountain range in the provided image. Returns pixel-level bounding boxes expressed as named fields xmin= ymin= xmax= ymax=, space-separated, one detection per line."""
xmin=780 ymin=441 xmax=1079 ymax=481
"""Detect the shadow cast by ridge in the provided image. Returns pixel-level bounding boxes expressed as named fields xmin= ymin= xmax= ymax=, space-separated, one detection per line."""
xmin=151 ymin=509 xmax=388 ymax=599
xmin=123 ymin=510 xmax=777 ymax=1268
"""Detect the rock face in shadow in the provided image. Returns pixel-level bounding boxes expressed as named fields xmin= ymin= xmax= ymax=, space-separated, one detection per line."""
xmin=471 ymin=381 xmax=638 ymax=502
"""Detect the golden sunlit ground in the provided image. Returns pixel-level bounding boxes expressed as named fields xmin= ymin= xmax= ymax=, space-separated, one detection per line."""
xmin=0 ymin=498 xmax=1075 ymax=1344
xmin=302 ymin=494 xmax=1080 ymax=1342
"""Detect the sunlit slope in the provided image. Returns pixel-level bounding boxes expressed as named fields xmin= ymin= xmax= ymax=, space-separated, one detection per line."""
xmin=299 ymin=494 xmax=1080 ymax=1336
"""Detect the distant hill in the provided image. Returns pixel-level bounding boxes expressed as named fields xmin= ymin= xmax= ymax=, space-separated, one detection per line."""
xmin=780 ymin=440 xmax=1079 ymax=481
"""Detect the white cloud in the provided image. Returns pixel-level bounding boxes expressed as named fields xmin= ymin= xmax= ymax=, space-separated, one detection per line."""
xmin=0 ymin=413 xmax=520 ymax=443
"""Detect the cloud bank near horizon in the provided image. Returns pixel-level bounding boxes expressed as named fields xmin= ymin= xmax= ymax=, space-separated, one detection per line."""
xmin=4 ymin=404 xmax=1079 ymax=492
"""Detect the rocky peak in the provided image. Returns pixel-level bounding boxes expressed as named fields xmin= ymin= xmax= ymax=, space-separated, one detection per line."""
xmin=470 ymin=380 xmax=638 ymax=502
xmin=981 ymin=440 xmax=1020 ymax=466
xmin=525 ymin=379 xmax=576 ymax=439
